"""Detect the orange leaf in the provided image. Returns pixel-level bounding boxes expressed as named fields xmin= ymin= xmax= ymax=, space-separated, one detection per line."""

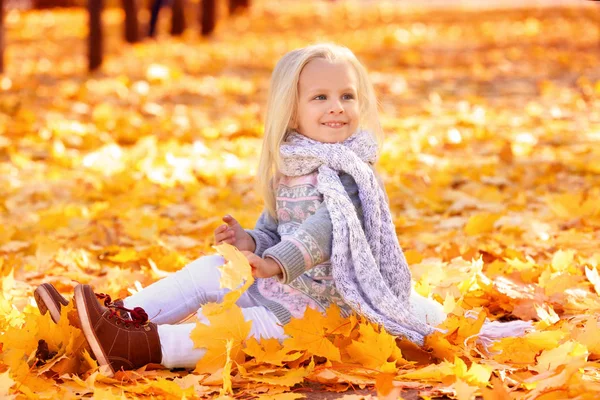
xmin=283 ymin=307 xmax=341 ymax=362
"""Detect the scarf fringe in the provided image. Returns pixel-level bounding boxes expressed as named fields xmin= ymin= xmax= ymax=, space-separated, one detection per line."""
xmin=465 ymin=310 xmax=533 ymax=352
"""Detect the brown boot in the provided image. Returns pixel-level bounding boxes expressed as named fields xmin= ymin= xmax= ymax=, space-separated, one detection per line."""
xmin=34 ymin=283 xmax=128 ymax=324
xmin=34 ymin=283 xmax=69 ymax=323
xmin=74 ymin=284 xmax=162 ymax=377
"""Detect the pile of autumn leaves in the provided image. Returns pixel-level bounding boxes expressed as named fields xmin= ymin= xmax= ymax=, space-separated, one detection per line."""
xmin=2 ymin=241 xmax=600 ymax=399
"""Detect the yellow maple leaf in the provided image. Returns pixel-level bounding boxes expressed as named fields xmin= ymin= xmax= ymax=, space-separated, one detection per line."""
xmin=454 ymin=378 xmax=479 ymax=400
xmin=375 ymin=372 xmax=399 ymax=400
xmin=92 ymin=387 xmax=129 ymax=400
xmin=283 ymin=307 xmax=341 ymax=362
xmin=239 ymin=358 xmax=314 ymax=387
xmin=530 ymin=340 xmax=589 ymax=373
xmin=522 ymin=359 xmax=588 ymax=399
xmin=0 ymin=293 xmax=25 ymax=330
xmin=572 ymin=317 xmax=600 ymax=357
xmin=242 ymin=338 xmax=303 ymax=366
xmin=322 ymin=304 xmax=357 ymax=337
xmin=191 ymin=303 xmax=252 ymax=374
xmin=551 ymin=249 xmax=577 ymax=272
xmin=82 ymin=349 xmax=99 ymax=372
xmin=442 ymin=293 xmax=457 ymax=314
xmin=480 ymin=375 xmax=511 ymax=400
xmin=113 ymin=377 xmax=198 ymax=397
xmin=1 ymin=301 xmax=84 ymax=377
xmin=2 ymin=268 xmax=15 ymax=296
xmin=457 ymin=309 xmax=487 ymax=344
xmin=538 ymin=270 xmax=584 ymax=297
xmin=202 ymin=243 xmax=256 ymax=312
xmin=453 ymin=357 xmax=491 ymax=386
xmin=345 ymin=322 xmax=397 ymax=369
xmin=491 ymin=330 xmax=567 ymax=365
xmin=464 ymin=213 xmax=501 ymax=236
xmin=585 ymin=266 xmax=600 ymax=295
xmin=106 ymin=248 xmax=140 ymax=263
xmin=425 ymin=330 xmax=461 ymax=362
xmin=546 ymin=193 xmax=600 ymax=219
xmin=214 ymin=243 xmax=254 ymax=291
xmin=399 ymin=360 xmax=455 ymax=381
xmin=146 ymin=246 xmax=190 ymax=272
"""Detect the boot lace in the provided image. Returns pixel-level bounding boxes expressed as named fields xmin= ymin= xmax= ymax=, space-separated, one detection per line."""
xmin=95 ymin=293 xmax=149 ymax=329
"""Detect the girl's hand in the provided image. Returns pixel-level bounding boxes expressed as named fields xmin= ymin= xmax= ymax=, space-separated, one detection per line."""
xmin=214 ymin=215 xmax=256 ymax=252
xmin=241 ymin=251 xmax=283 ymax=279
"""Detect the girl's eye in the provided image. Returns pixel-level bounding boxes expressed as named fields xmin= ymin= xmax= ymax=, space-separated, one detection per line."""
xmin=313 ymin=94 xmax=355 ymax=100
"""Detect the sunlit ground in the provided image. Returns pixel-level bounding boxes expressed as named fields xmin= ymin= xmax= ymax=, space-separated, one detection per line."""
xmin=1 ymin=1 xmax=600 ymax=398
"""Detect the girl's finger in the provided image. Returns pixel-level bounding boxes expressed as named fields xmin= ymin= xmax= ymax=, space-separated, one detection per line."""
xmin=224 ymin=215 xmax=239 ymax=227
xmin=217 ymin=225 xmax=228 ymax=233
xmin=215 ymin=232 xmax=229 ymax=242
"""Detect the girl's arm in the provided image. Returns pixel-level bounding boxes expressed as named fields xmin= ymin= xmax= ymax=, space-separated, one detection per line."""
xmin=262 ymin=173 xmax=362 ymax=284
xmin=245 ymin=210 xmax=281 ymax=257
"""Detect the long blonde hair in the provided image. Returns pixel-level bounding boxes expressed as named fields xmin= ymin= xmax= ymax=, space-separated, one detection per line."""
xmin=257 ymin=43 xmax=383 ymax=219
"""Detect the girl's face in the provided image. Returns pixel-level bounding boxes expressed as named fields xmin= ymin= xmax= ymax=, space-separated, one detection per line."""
xmin=294 ymin=59 xmax=360 ymax=143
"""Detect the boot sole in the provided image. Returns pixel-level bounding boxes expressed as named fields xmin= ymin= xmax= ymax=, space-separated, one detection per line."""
xmin=75 ymin=285 xmax=115 ymax=378
xmin=34 ymin=285 xmax=62 ymax=323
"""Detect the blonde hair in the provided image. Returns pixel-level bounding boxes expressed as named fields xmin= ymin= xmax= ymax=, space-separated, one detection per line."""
xmin=257 ymin=43 xmax=383 ymax=219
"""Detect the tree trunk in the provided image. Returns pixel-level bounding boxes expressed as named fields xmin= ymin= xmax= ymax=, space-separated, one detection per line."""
xmin=88 ymin=0 xmax=103 ymax=71
xmin=170 ymin=0 xmax=186 ymax=36
xmin=228 ymin=0 xmax=249 ymax=15
xmin=0 ymin=0 xmax=4 ymax=74
xmin=33 ymin=0 xmax=77 ymax=8
xmin=201 ymin=0 xmax=216 ymax=36
xmin=148 ymin=0 xmax=162 ymax=38
xmin=122 ymin=0 xmax=140 ymax=43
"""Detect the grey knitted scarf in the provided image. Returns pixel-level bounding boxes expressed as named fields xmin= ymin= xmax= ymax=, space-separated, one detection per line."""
xmin=279 ymin=129 xmax=435 ymax=344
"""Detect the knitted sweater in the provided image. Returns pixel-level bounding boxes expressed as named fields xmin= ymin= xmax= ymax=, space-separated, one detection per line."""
xmin=245 ymin=171 xmax=365 ymax=324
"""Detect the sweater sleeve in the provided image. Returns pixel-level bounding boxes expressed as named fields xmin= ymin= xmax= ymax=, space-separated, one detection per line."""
xmin=263 ymin=173 xmax=363 ymax=284
xmin=245 ymin=210 xmax=281 ymax=257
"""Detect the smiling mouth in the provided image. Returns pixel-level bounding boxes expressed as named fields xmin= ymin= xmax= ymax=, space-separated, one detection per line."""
xmin=322 ymin=122 xmax=347 ymax=128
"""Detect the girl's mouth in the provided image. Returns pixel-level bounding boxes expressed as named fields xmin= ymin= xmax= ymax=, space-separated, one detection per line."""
xmin=322 ymin=122 xmax=347 ymax=128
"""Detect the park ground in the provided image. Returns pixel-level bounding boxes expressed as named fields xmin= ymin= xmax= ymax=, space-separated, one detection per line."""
xmin=1 ymin=1 xmax=600 ymax=399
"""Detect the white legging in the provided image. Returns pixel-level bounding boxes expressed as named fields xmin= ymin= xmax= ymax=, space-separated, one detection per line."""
xmin=122 ymin=254 xmax=285 ymax=368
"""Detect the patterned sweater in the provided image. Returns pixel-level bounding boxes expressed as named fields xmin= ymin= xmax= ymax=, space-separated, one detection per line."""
xmin=245 ymin=171 xmax=365 ymax=325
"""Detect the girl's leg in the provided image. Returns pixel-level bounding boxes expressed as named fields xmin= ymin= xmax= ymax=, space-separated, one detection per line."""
xmin=34 ymin=254 xmax=252 ymax=325
xmin=158 ymin=305 xmax=285 ymax=369
xmin=122 ymin=254 xmax=244 ymax=325
xmin=408 ymin=288 xmax=447 ymax=327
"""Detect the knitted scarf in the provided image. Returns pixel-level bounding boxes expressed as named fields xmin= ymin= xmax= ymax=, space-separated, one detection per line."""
xmin=279 ymin=129 xmax=435 ymax=344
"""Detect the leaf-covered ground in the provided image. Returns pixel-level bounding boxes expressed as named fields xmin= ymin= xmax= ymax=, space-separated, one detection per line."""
xmin=2 ymin=2 xmax=600 ymax=399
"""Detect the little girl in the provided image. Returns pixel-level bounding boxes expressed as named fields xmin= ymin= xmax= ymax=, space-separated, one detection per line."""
xmin=35 ymin=43 xmax=491 ymax=377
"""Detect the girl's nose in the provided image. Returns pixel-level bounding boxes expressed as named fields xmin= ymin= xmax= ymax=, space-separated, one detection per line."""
xmin=329 ymin=101 xmax=344 ymax=114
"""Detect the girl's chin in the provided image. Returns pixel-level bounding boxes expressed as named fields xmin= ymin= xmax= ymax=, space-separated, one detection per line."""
xmin=299 ymin=127 xmax=354 ymax=143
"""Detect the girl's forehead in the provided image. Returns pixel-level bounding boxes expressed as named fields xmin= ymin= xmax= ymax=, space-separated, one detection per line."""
xmin=298 ymin=59 xmax=358 ymax=90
